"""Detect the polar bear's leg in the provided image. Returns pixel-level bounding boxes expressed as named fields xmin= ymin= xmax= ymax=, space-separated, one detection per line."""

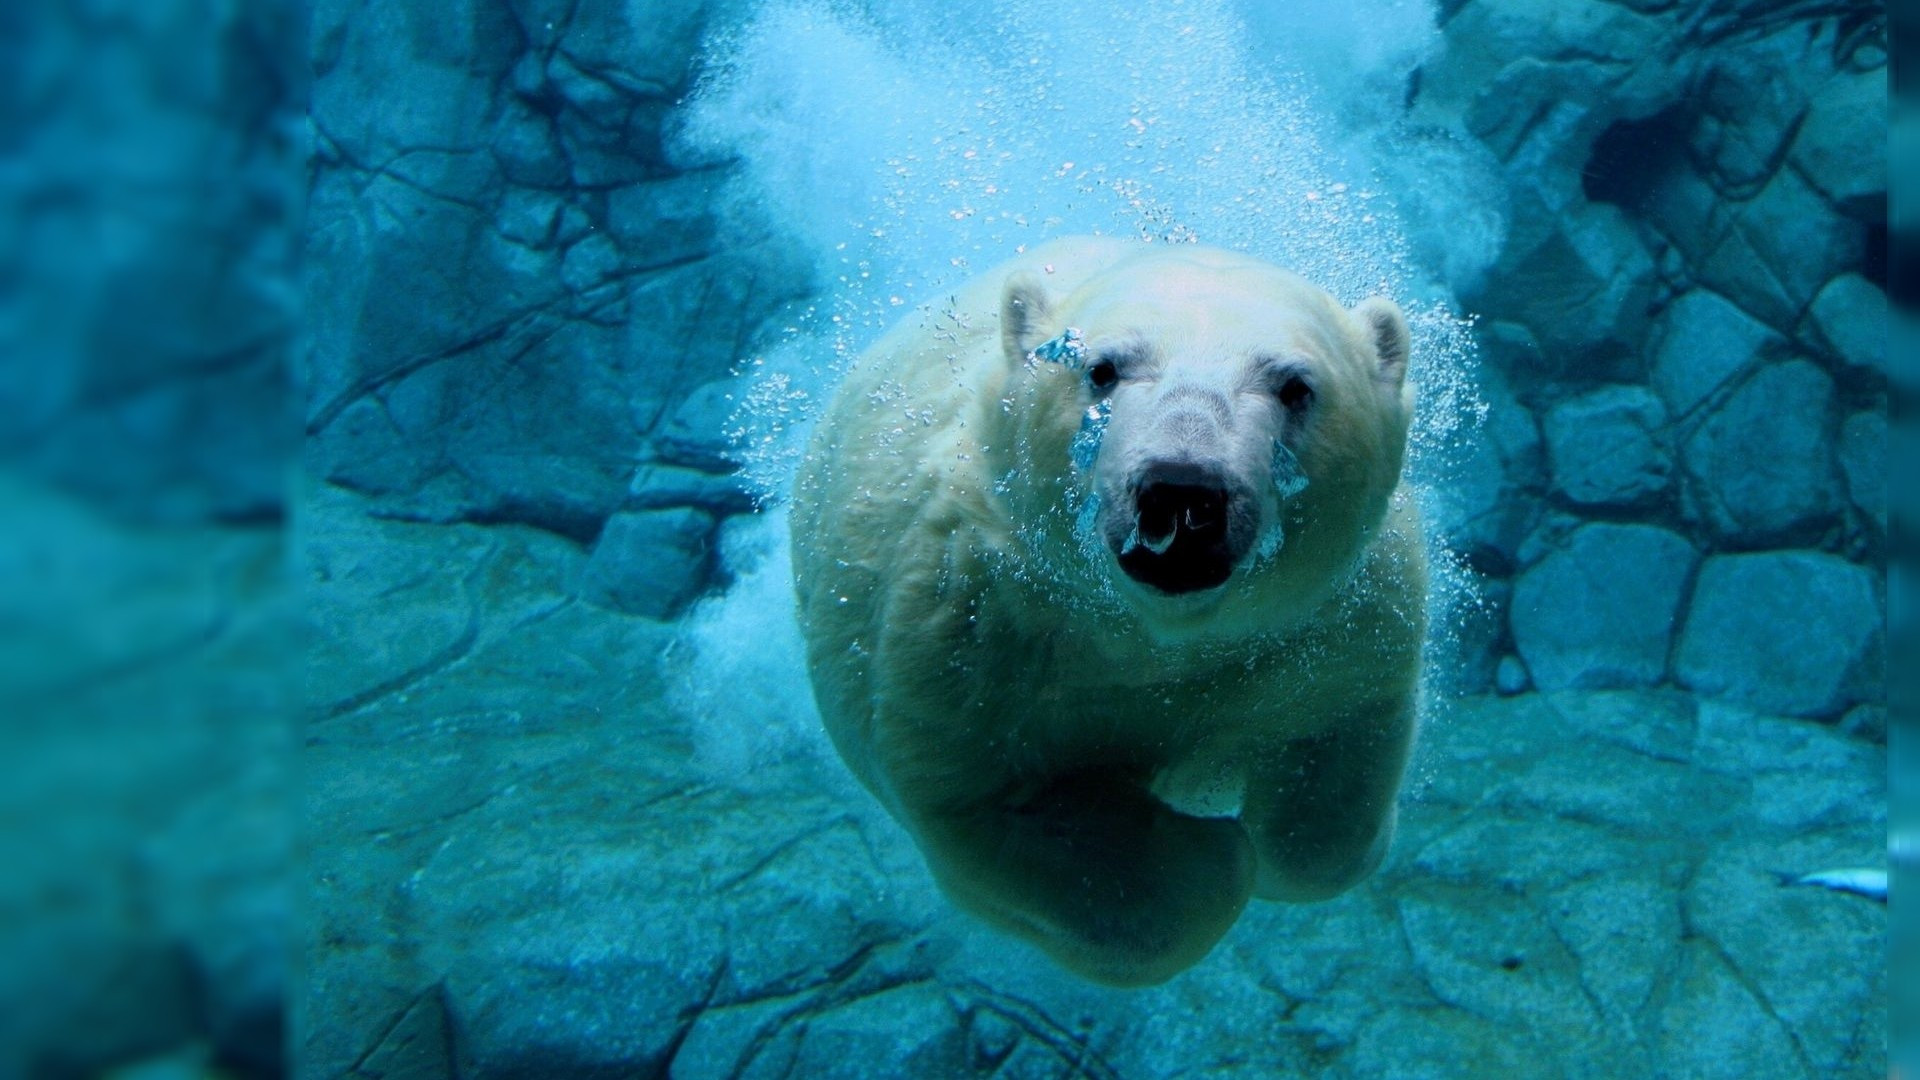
xmin=1242 ymin=700 xmax=1415 ymax=902
xmin=910 ymin=770 xmax=1256 ymax=987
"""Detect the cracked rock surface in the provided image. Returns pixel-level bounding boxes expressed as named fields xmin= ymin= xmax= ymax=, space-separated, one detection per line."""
xmin=305 ymin=0 xmax=802 ymax=586
xmin=1415 ymin=1 xmax=1886 ymax=712
xmin=304 ymin=490 xmax=1886 ymax=1079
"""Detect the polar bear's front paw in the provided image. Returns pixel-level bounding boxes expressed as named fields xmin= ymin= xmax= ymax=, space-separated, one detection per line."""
xmin=925 ymin=773 xmax=1257 ymax=986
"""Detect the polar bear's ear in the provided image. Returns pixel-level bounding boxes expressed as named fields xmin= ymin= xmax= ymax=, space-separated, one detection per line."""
xmin=1351 ymin=296 xmax=1411 ymax=389
xmin=1001 ymin=272 xmax=1056 ymax=365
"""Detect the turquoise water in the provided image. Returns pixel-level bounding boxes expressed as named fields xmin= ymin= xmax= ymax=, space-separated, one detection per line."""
xmin=0 ymin=0 xmax=1894 ymax=1075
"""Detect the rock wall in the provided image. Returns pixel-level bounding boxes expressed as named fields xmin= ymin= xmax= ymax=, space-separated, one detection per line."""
xmin=302 ymin=1 xmax=1889 ymax=721
xmin=305 ymin=0 xmax=808 ymax=610
xmin=1414 ymin=0 xmax=1886 ymax=725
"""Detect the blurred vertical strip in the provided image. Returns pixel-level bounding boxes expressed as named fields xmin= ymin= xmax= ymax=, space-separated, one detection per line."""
xmin=1894 ymin=0 xmax=1916 ymax=1074
xmin=0 ymin=0 xmax=302 ymax=1076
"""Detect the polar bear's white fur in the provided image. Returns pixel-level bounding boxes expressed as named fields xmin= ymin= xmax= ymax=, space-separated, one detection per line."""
xmin=791 ymin=237 xmax=1425 ymax=985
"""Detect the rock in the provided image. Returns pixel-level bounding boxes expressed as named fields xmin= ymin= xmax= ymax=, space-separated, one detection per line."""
xmin=1474 ymin=197 xmax=1656 ymax=375
xmin=778 ymin=985 xmax=967 ymax=1077
xmin=1485 ymin=384 xmax=1548 ymax=500
xmin=1411 ymin=806 xmax=1644 ymax=895
xmin=559 ymin=231 xmax=623 ymax=294
xmin=490 ymin=100 xmax=572 ymax=189
xmin=1655 ymin=948 xmax=1806 ymax=1080
xmin=1434 ymin=578 xmax=1511 ymax=695
xmin=1433 ymin=363 xmax=1540 ymax=573
xmin=447 ymin=947 xmax=723 ymax=1078
xmin=580 ymin=508 xmax=717 ymax=619
xmin=306 ymin=234 xmax=778 ymax=540
xmin=495 ymin=188 xmax=566 ymax=248
xmin=1345 ymin=1007 xmax=1539 ymax=1079
xmin=1648 ymin=288 xmax=1777 ymax=420
xmin=1838 ymin=409 xmax=1884 ymax=530
xmin=1679 ymin=360 xmax=1841 ymax=545
xmin=628 ymin=464 xmax=757 ymax=516
xmin=305 ymin=0 xmax=810 ymax=542
xmin=607 ymin=174 xmax=717 ymax=259
xmin=1840 ymin=702 xmax=1886 ymax=743
xmin=304 ymin=506 xmax=505 ymax=723
xmin=405 ymin=730 xmax=936 ymax=1078
xmin=1640 ymin=166 xmax=1742 ymax=297
xmin=347 ymin=989 xmax=453 ymax=1080
xmin=1544 ymin=687 xmax=1697 ymax=763
xmin=309 ymin=397 xmax=439 ymax=499
xmin=1688 ymin=43 xmax=1811 ymax=200
xmin=1791 ymin=66 xmax=1888 ymax=221
xmin=309 ymin=1 xmax=520 ymax=153
xmin=1697 ymin=165 xmax=1865 ymax=331
xmin=652 ymin=379 xmax=745 ymax=472
xmin=1685 ymin=838 xmax=1888 ymax=1075
xmin=1689 ymin=702 xmax=1883 ymax=831
xmin=1500 ymin=737 xmax=1708 ymax=834
xmin=532 ymin=0 xmax=722 ymax=99
xmin=1473 ymin=320 xmax=1544 ymax=381
xmin=1513 ymin=508 xmax=1583 ymax=570
xmin=1542 ymin=385 xmax=1672 ymax=509
xmin=1676 ymin=551 xmax=1882 ymax=719
xmin=1396 ymin=887 xmax=1600 ymax=1038
xmin=1420 ymin=0 xmax=1673 ymax=164
xmin=301 ymin=505 xmax=1889 ymax=1080
xmin=1547 ymin=873 xmax=1681 ymax=1032
xmin=1805 ymin=273 xmax=1886 ymax=376
xmin=1510 ymin=523 xmax=1699 ymax=690
xmin=1495 ymin=654 xmax=1529 ymax=695
xmin=1460 ymin=59 xmax=1597 ymax=167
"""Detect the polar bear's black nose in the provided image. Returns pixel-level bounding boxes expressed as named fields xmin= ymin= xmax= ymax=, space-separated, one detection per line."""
xmin=1117 ymin=463 xmax=1245 ymax=594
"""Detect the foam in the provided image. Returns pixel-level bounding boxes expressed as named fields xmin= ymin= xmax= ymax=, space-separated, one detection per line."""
xmin=670 ymin=0 xmax=1496 ymax=761
xmin=663 ymin=507 xmax=834 ymax=781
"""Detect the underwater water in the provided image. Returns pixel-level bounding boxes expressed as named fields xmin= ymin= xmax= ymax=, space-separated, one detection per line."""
xmin=0 ymin=0 xmax=1897 ymax=1075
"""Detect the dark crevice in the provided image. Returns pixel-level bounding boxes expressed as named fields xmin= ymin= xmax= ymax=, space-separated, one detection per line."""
xmin=1863 ymin=217 xmax=1890 ymax=294
xmin=1583 ymin=107 xmax=1694 ymax=214
xmin=951 ymin=980 xmax=1124 ymax=1080
xmin=461 ymin=497 xmax=609 ymax=547
xmin=653 ymin=958 xmax=731 ymax=1080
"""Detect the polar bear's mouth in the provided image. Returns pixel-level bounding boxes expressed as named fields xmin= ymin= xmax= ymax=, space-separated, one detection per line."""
xmin=1115 ymin=467 xmax=1252 ymax=595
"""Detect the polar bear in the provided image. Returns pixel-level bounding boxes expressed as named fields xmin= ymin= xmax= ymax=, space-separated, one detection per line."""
xmin=790 ymin=237 xmax=1426 ymax=986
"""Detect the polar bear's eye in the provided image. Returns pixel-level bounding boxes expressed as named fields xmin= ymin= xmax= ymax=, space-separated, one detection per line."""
xmin=1277 ymin=375 xmax=1314 ymax=411
xmin=1087 ymin=359 xmax=1120 ymax=390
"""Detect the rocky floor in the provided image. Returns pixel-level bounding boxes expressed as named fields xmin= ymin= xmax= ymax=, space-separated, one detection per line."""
xmin=305 ymin=493 xmax=1886 ymax=1079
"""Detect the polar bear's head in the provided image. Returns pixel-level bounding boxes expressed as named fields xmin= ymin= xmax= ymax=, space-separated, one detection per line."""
xmin=999 ymin=246 xmax=1412 ymax=622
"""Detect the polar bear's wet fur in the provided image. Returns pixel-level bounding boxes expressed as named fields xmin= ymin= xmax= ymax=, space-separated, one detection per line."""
xmin=791 ymin=237 xmax=1426 ymax=986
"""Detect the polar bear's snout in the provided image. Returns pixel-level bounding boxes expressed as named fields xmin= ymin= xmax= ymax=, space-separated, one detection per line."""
xmin=1113 ymin=460 xmax=1257 ymax=595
